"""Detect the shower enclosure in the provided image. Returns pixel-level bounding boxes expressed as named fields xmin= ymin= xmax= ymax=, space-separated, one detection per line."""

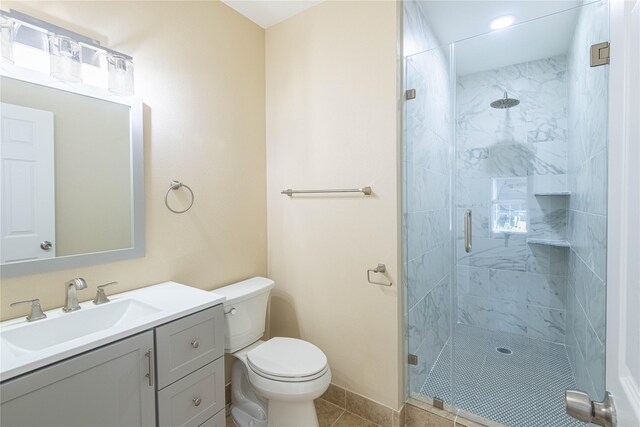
xmin=404 ymin=1 xmax=609 ymax=425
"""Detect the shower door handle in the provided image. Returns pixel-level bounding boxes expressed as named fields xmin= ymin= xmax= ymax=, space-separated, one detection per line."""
xmin=565 ymin=390 xmax=616 ymax=427
xmin=464 ymin=210 xmax=472 ymax=253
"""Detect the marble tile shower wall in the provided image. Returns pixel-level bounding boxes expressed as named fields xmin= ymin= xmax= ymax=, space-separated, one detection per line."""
xmin=565 ymin=0 xmax=608 ymax=401
xmin=404 ymin=0 xmax=453 ymax=396
xmin=456 ymin=56 xmax=570 ymax=343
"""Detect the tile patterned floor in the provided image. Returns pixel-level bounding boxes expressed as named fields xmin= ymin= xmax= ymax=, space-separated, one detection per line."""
xmin=419 ymin=324 xmax=588 ymax=427
xmin=226 ymin=398 xmax=381 ymax=427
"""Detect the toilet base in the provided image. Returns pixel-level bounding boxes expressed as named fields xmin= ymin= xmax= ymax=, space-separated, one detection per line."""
xmin=267 ymin=399 xmax=319 ymax=427
xmin=231 ymin=405 xmax=267 ymax=427
xmin=230 ymin=359 xmax=268 ymax=427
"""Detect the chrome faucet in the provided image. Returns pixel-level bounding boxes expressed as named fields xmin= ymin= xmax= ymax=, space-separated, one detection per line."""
xmin=63 ymin=278 xmax=87 ymax=312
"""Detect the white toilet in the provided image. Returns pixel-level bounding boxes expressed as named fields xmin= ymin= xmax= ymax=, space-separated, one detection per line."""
xmin=214 ymin=277 xmax=331 ymax=427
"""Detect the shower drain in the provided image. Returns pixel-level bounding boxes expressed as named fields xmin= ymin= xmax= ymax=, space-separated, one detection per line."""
xmin=496 ymin=347 xmax=513 ymax=355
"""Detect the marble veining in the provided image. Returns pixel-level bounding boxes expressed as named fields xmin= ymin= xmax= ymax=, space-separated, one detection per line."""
xmin=404 ymin=0 xmax=453 ymax=397
xmin=566 ymin=0 xmax=609 ymax=402
xmin=457 ymin=236 xmax=528 ymax=272
xmin=455 ymin=55 xmax=570 ymax=343
xmin=529 ymin=207 xmax=568 ymax=241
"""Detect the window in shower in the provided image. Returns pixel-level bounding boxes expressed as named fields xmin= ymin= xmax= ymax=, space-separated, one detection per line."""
xmin=491 ymin=177 xmax=527 ymax=233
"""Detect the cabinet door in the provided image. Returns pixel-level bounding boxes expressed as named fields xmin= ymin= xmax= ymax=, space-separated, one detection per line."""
xmin=1 ymin=331 xmax=156 ymax=427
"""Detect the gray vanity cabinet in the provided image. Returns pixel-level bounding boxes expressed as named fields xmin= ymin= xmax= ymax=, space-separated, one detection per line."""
xmin=0 ymin=331 xmax=156 ymax=427
xmin=0 ymin=305 xmax=225 ymax=427
xmin=155 ymin=305 xmax=225 ymax=427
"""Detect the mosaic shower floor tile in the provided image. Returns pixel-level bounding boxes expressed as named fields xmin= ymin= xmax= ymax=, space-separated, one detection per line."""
xmin=419 ymin=324 xmax=587 ymax=427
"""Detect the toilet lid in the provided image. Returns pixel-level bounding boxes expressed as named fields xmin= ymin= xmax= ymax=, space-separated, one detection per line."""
xmin=246 ymin=337 xmax=327 ymax=379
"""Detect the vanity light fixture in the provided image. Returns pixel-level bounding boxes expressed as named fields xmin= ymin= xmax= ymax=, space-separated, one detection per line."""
xmin=0 ymin=9 xmax=135 ymax=95
xmin=490 ymin=15 xmax=516 ymax=30
xmin=49 ymin=34 xmax=82 ymax=82
xmin=0 ymin=15 xmax=14 ymax=63
xmin=108 ymin=53 xmax=134 ymax=96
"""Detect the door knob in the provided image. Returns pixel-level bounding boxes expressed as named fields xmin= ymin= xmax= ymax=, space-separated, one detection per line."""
xmin=40 ymin=241 xmax=52 ymax=250
xmin=565 ymin=390 xmax=617 ymax=427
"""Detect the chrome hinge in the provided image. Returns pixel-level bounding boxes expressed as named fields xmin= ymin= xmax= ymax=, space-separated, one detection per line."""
xmin=591 ymin=42 xmax=610 ymax=67
xmin=408 ymin=354 xmax=418 ymax=365
xmin=433 ymin=397 xmax=445 ymax=410
xmin=406 ymin=89 xmax=416 ymax=100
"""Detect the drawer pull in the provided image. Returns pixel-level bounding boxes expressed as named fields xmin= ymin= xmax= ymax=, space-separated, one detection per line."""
xmin=193 ymin=397 xmax=202 ymax=407
xmin=191 ymin=339 xmax=200 ymax=349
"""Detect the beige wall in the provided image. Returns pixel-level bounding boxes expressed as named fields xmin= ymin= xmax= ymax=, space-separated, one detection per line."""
xmin=1 ymin=0 xmax=404 ymax=410
xmin=0 ymin=1 xmax=267 ymax=319
xmin=265 ymin=1 xmax=402 ymax=410
xmin=1 ymin=76 xmax=132 ymax=256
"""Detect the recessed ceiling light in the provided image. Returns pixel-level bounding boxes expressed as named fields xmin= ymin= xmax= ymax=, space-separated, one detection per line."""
xmin=490 ymin=15 xmax=515 ymax=30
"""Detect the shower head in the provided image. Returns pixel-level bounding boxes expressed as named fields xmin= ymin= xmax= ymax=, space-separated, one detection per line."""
xmin=490 ymin=91 xmax=520 ymax=109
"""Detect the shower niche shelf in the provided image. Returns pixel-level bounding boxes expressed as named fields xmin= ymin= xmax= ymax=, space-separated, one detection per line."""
xmin=526 ymin=238 xmax=570 ymax=247
xmin=533 ymin=191 xmax=571 ymax=196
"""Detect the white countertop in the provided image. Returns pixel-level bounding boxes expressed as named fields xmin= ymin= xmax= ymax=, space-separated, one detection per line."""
xmin=0 ymin=282 xmax=225 ymax=382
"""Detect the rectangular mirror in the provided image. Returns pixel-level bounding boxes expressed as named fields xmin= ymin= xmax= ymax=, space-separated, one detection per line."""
xmin=0 ymin=71 xmax=143 ymax=278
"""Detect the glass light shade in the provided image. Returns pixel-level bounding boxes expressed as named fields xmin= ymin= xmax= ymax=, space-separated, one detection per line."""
xmin=1 ymin=16 xmax=14 ymax=63
xmin=108 ymin=54 xmax=134 ymax=96
xmin=490 ymin=15 xmax=515 ymax=30
xmin=49 ymin=34 xmax=82 ymax=82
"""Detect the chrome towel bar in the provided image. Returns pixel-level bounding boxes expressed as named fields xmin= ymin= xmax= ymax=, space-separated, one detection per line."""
xmin=281 ymin=186 xmax=372 ymax=197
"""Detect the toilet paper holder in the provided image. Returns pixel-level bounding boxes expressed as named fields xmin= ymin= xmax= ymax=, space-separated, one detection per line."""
xmin=367 ymin=264 xmax=392 ymax=286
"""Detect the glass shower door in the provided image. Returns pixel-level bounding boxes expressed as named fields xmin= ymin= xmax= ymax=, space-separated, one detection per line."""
xmin=451 ymin=2 xmax=610 ymax=426
xmin=404 ymin=45 xmax=454 ymax=407
xmin=404 ymin=1 xmax=611 ymax=426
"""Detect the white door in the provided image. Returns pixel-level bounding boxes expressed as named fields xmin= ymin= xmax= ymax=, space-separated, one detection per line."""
xmin=0 ymin=102 xmax=55 ymax=263
xmin=607 ymin=0 xmax=640 ymax=425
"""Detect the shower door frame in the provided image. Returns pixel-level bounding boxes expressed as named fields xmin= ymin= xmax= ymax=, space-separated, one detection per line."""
xmin=404 ymin=0 xmax=639 ymax=424
xmin=604 ymin=0 xmax=640 ymax=424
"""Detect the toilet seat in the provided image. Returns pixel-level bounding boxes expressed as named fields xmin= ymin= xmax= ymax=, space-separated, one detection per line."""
xmin=246 ymin=337 xmax=328 ymax=383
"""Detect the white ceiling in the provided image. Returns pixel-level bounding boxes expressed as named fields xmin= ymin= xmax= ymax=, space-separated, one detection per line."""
xmin=420 ymin=1 xmax=581 ymax=46
xmin=455 ymin=7 xmax=581 ymax=75
xmin=221 ymin=0 xmax=592 ymax=75
xmin=419 ymin=1 xmax=587 ymax=75
xmin=221 ymin=0 xmax=324 ymax=28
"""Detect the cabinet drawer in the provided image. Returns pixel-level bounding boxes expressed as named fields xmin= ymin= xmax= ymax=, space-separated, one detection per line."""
xmin=199 ymin=410 xmax=225 ymax=427
xmin=156 ymin=305 xmax=224 ymax=389
xmin=157 ymin=358 xmax=224 ymax=427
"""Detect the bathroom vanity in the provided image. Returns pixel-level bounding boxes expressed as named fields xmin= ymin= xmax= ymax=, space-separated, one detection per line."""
xmin=0 ymin=282 xmax=226 ymax=427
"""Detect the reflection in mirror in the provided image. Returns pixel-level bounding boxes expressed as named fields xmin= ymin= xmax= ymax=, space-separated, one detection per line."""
xmin=0 ymin=77 xmax=143 ymax=278
xmin=1 ymin=77 xmax=132 ymax=264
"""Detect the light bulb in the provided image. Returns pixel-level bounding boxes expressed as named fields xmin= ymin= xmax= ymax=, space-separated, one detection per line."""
xmin=490 ymin=15 xmax=515 ymax=30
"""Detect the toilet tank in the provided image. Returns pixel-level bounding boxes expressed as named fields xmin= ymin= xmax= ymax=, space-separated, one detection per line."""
xmin=213 ymin=277 xmax=275 ymax=353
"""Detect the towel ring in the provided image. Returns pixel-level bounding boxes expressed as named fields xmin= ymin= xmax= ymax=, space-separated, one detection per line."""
xmin=165 ymin=180 xmax=194 ymax=214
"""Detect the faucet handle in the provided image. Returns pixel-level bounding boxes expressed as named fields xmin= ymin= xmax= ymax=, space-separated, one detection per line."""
xmin=10 ymin=299 xmax=47 ymax=322
xmin=93 ymin=282 xmax=118 ymax=305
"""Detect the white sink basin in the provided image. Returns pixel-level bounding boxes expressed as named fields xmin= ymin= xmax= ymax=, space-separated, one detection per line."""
xmin=1 ymin=299 xmax=160 ymax=355
xmin=0 ymin=282 xmax=226 ymax=382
